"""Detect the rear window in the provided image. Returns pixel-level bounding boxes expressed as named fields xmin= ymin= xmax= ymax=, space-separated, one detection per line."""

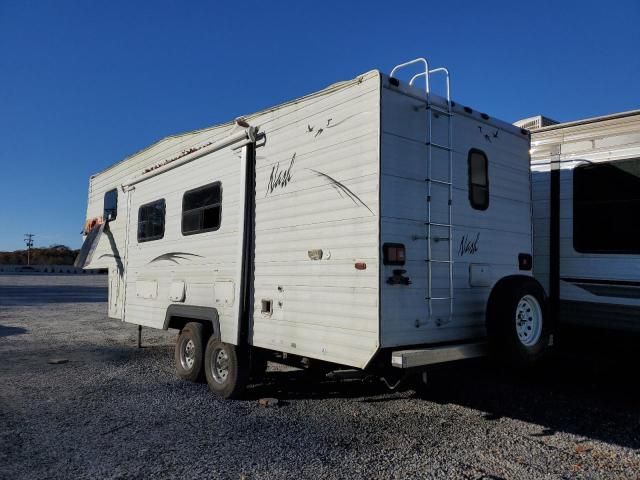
xmin=138 ymin=199 xmax=165 ymax=242
xmin=468 ymin=149 xmax=489 ymax=210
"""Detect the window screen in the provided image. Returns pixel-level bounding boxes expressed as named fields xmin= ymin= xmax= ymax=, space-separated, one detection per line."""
xmin=468 ymin=149 xmax=489 ymax=210
xmin=138 ymin=199 xmax=165 ymax=242
xmin=573 ymin=157 xmax=640 ymax=253
xmin=104 ymin=189 xmax=118 ymax=221
xmin=182 ymin=182 xmax=222 ymax=235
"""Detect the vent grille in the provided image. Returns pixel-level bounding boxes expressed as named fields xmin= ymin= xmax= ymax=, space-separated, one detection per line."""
xmin=513 ymin=115 xmax=559 ymax=131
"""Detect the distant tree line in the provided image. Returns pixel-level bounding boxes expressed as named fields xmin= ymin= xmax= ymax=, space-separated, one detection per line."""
xmin=0 ymin=245 xmax=79 ymax=265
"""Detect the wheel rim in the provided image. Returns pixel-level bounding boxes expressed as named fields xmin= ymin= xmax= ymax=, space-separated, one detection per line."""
xmin=515 ymin=294 xmax=543 ymax=347
xmin=180 ymin=338 xmax=196 ymax=371
xmin=210 ymin=347 xmax=230 ymax=384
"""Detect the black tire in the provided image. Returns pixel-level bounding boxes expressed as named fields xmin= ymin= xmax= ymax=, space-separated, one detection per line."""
xmin=204 ymin=338 xmax=249 ymax=399
xmin=487 ymin=277 xmax=553 ymax=366
xmin=174 ymin=322 xmax=207 ymax=382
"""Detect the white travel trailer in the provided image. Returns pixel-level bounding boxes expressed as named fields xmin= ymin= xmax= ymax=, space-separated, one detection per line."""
xmin=528 ymin=110 xmax=640 ymax=332
xmin=78 ymin=58 xmax=552 ymax=398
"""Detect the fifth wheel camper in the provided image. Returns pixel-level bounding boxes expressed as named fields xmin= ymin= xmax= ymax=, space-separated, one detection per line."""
xmin=77 ymin=57 xmax=552 ymax=398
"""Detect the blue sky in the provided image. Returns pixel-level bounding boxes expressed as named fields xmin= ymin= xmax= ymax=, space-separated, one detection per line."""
xmin=0 ymin=1 xmax=638 ymax=251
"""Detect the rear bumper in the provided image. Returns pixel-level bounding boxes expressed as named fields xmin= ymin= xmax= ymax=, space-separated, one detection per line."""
xmin=391 ymin=341 xmax=488 ymax=368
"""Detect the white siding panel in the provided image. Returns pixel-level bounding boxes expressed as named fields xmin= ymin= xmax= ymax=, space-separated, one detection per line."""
xmin=122 ymin=145 xmax=243 ymax=341
xmin=250 ymin=72 xmax=381 ymax=369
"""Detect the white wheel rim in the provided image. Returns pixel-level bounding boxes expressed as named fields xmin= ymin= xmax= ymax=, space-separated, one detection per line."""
xmin=211 ymin=348 xmax=230 ymax=384
xmin=180 ymin=338 xmax=196 ymax=371
xmin=515 ymin=294 xmax=543 ymax=347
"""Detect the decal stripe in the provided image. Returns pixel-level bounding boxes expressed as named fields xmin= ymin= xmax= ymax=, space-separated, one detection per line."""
xmin=148 ymin=252 xmax=203 ymax=265
xmin=561 ymin=277 xmax=640 ymax=287
xmin=307 ymin=168 xmax=374 ymax=214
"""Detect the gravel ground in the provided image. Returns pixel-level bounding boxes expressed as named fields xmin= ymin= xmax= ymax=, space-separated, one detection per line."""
xmin=0 ymin=274 xmax=639 ymax=479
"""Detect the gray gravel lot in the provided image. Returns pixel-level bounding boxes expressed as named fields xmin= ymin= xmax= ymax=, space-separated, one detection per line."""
xmin=0 ymin=274 xmax=639 ymax=479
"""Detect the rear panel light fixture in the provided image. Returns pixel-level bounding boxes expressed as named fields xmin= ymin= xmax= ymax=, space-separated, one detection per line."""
xmin=383 ymin=243 xmax=406 ymax=266
xmin=518 ymin=253 xmax=533 ymax=271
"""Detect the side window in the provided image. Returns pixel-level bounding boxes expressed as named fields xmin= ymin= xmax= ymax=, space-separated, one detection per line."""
xmin=182 ymin=182 xmax=222 ymax=235
xmin=574 ymin=157 xmax=640 ymax=253
xmin=104 ymin=189 xmax=118 ymax=221
xmin=138 ymin=199 xmax=165 ymax=242
xmin=468 ymin=149 xmax=489 ymax=210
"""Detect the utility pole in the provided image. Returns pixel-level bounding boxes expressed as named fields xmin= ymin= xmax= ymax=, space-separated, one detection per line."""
xmin=24 ymin=234 xmax=35 ymax=265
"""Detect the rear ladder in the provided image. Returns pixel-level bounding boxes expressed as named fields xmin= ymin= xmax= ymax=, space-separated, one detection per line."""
xmin=390 ymin=58 xmax=454 ymax=326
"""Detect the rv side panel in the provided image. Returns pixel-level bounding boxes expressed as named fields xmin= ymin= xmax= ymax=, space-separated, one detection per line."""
xmin=250 ymin=72 xmax=381 ymax=369
xmin=531 ymin=111 xmax=640 ymax=331
xmin=121 ymin=145 xmax=244 ymax=339
xmin=84 ymin=124 xmax=239 ymax=319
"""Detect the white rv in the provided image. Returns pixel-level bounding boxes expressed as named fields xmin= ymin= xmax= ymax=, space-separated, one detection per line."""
xmin=528 ymin=110 xmax=640 ymax=332
xmin=78 ymin=58 xmax=552 ymax=398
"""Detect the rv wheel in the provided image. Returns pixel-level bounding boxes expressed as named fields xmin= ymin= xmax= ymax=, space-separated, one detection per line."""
xmin=204 ymin=339 xmax=249 ymax=399
xmin=487 ymin=278 xmax=552 ymax=366
xmin=175 ymin=322 xmax=207 ymax=382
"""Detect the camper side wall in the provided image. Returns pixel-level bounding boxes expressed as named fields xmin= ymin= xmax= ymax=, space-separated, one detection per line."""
xmin=120 ymin=145 xmax=244 ymax=340
xmin=85 ymin=71 xmax=383 ymax=370
xmin=84 ymin=124 xmax=238 ymax=320
xmin=249 ymin=72 xmax=382 ymax=370
xmin=531 ymin=112 xmax=640 ymax=331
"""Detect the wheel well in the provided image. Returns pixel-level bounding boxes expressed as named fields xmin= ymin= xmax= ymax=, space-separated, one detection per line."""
xmin=167 ymin=316 xmax=213 ymax=335
xmin=163 ymin=305 xmax=220 ymax=339
xmin=486 ymin=275 xmax=547 ymax=326
xmin=488 ymin=275 xmax=543 ymax=301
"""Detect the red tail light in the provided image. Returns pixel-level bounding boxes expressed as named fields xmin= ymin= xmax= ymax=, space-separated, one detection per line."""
xmin=383 ymin=243 xmax=406 ymax=266
xmin=518 ymin=253 xmax=532 ymax=271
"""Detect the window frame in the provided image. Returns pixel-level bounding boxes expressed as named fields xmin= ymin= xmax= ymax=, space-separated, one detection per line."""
xmin=468 ymin=148 xmax=490 ymax=211
xmin=137 ymin=198 xmax=166 ymax=243
xmin=181 ymin=181 xmax=223 ymax=236
xmin=573 ymin=157 xmax=640 ymax=254
xmin=103 ymin=188 xmax=118 ymax=221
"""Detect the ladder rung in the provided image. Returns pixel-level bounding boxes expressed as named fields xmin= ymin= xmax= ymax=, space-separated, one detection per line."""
xmin=426 ymin=259 xmax=453 ymax=264
xmin=430 ymin=236 xmax=450 ymax=242
xmin=425 ymin=222 xmax=452 ymax=227
xmin=427 ymin=105 xmax=453 ymax=116
xmin=427 ymin=143 xmax=452 ymax=151
xmin=426 ymin=178 xmax=452 ymax=186
xmin=426 ymin=296 xmax=453 ymax=300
